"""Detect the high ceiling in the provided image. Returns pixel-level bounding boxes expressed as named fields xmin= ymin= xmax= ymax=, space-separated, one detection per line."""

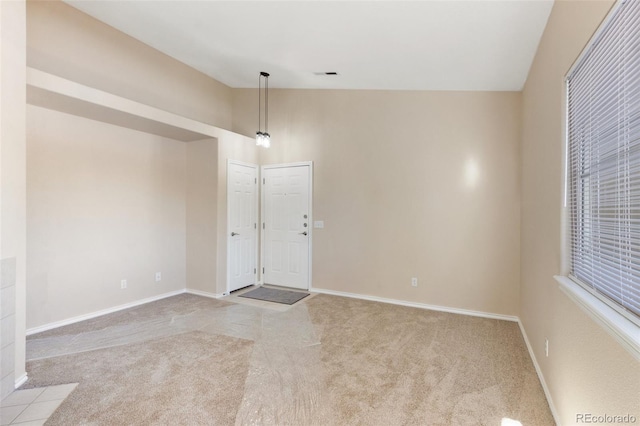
xmin=64 ymin=0 xmax=554 ymax=91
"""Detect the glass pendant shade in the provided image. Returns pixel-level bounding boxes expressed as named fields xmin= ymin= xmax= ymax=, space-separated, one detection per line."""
xmin=256 ymin=131 xmax=270 ymax=147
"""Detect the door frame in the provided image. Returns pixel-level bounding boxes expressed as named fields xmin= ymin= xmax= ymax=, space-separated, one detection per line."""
xmin=226 ymin=159 xmax=259 ymax=295
xmin=260 ymin=161 xmax=313 ymax=290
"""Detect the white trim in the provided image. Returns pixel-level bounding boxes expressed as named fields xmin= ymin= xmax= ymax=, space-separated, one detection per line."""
xmin=517 ymin=321 xmax=560 ymax=426
xmin=555 ymin=275 xmax=640 ymax=361
xmin=308 ymin=163 xmax=313 ymax=291
xmin=310 ymin=287 xmax=519 ymax=322
xmin=185 ymin=288 xmax=224 ymax=299
xmin=560 ymin=80 xmax=571 ymax=276
xmin=14 ymin=373 xmax=28 ymax=390
xmin=226 ymin=160 xmax=260 ymax=295
xmin=261 ymin=162 xmax=313 ymax=291
xmin=262 ymin=161 xmax=313 ymax=170
xmin=260 ymin=166 xmax=265 ymax=285
xmin=227 ymin=159 xmax=259 ymax=169
xmin=26 ymin=290 xmax=185 ymax=336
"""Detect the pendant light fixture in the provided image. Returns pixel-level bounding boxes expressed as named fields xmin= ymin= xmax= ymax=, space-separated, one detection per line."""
xmin=256 ymin=71 xmax=270 ymax=148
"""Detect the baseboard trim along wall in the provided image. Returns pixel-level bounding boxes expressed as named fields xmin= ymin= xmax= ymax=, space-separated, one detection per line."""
xmin=26 ymin=290 xmax=186 ymax=336
xmin=184 ymin=288 xmax=224 ymax=299
xmin=311 ymin=287 xmax=519 ymax=322
xmin=26 ymin=286 xmax=518 ymax=336
xmin=517 ymin=320 xmax=560 ymax=425
xmin=15 ymin=373 xmax=28 ymax=390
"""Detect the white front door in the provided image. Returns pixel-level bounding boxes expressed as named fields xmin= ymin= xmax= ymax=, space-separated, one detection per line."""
xmin=228 ymin=161 xmax=258 ymax=292
xmin=262 ymin=163 xmax=312 ymax=290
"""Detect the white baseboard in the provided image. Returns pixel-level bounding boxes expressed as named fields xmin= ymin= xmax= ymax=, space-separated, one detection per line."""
xmin=14 ymin=373 xmax=28 ymax=389
xmin=185 ymin=288 xmax=224 ymax=299
xmin=517 ymin=320 xmax=560 ymax=425
xmin=26 ymin=290 xmax=186 ymax=336
xmin=310 ymin=287 xmax=519 ymax=322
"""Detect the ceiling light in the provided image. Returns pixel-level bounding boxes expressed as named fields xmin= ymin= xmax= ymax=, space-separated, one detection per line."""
xmin=256 ymin=71 xmax=270 ymax=148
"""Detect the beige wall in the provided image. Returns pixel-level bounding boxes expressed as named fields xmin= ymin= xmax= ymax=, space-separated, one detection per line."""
xmin=25 ymin=0 xmax=237 ymax=329
xmin=26 ymin=106 xmax=186 ymax=328
xmin=233 ymin=89 xmax=522 ymax=317
xmin=1 ymin=0 xmax=27 ymax=398
xmin=521 ymin=0 xmax=640 ymax=423
xmin=26 ymin=0 xmax=232 ymax=129
xmin=186 ymin=139 xmax=218 ymax=295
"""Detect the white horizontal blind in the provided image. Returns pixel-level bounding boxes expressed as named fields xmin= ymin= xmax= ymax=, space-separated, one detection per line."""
xmin=567 ymin=0 xmax=640 ymax=324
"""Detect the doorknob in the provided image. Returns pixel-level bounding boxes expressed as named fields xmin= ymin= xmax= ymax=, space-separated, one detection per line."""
xmin=231 ymin=232 xmax=239 ymax=236
xmin=299 ymin=231 xmax=307 ymax=236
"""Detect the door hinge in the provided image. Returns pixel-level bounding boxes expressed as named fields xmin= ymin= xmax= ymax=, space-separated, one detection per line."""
xmin=262 ymin=267 xmax=265 ymax=274
xmin=263 ymin=178 xmax=265 ymax=184
xmin=255 ymin=178 xmax=257 ymax=184
xmin=254 ymin=268 xmax=256 ymax=274
xmin=254 ymin=223 xmax=257 ymax=229
xmin=262 ymin=223 xmax=265 ymax=229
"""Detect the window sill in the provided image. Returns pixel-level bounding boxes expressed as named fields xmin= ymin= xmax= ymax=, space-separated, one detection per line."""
xmin=554 ymin=275 xmax=640 ymax=361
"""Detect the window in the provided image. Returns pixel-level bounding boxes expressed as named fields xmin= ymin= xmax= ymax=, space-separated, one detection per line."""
xmin=564 ymin=0 xmax=640 ymax=341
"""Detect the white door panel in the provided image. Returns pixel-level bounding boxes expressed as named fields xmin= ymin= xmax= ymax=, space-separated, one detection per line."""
xmin=263 ymin=164 xmax=311 ymax=290
xmin=228 ymin=161 xmax=258 ymax=292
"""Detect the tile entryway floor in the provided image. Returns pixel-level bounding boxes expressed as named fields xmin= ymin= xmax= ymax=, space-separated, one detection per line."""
xmin=0 ymin=384 xmax=77 ymax=425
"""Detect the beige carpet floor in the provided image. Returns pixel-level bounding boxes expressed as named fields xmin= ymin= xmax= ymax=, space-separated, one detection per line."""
xmin=24 ymin=293 xmax=554 ymax=425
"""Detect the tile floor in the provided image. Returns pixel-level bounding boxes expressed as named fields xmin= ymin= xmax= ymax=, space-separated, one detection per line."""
xmin=0 ymin=384 xmax=77 ymax=425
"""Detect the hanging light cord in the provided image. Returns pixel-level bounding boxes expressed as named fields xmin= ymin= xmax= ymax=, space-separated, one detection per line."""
xmin=265 ymin=73 xmax=268 ymax=135
xmin=258 ymin=73 xmax=262 ymax=134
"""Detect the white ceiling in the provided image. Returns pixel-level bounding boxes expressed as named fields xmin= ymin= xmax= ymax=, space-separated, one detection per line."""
xmin=64 ymin=0 xmax=554 ymax=91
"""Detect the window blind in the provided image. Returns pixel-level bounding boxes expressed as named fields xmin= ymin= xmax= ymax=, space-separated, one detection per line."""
xmin=566 ymin=0 xmax=640 ymax=325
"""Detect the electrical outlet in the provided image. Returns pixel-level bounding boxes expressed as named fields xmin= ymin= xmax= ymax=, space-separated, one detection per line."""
xmin=121 ymin=279 xmax=127 ymax=289
xmin=411 ymin=277 xmax=418 ymax=287
xmin=545 ymin=338 xmax=549 ymax=357
xmin=155 ymin=272 xmax=162 ymax=282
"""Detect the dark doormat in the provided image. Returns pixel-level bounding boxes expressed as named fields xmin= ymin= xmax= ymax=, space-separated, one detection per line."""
xmin=239 ymin=287 xmax=310 ymax=305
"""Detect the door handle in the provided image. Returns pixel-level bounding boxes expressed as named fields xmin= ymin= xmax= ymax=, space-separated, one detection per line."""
xmin=231 ymin=232 xmax=239 ymax=236
xmin=299 ymin=231 xmax=307 ymax=236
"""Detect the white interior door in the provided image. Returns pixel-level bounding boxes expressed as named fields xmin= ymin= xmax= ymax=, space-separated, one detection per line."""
xmin=228 ymin=161 xmax=258 ymax=292
xmin=262 ymin=163 xmax=312 ymax=290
